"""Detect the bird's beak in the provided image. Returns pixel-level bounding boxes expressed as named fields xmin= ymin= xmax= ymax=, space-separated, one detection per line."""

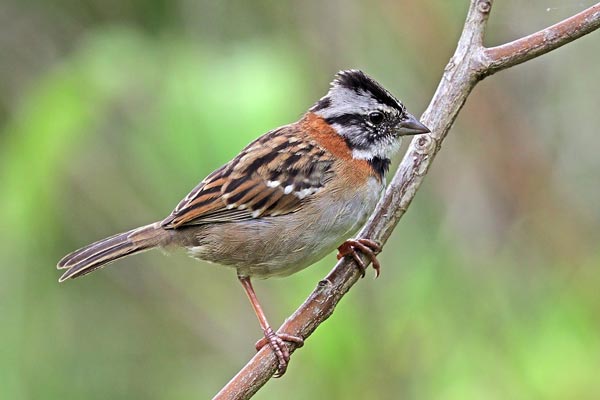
xmin=397 ymin=113 xmax=430 ymax=136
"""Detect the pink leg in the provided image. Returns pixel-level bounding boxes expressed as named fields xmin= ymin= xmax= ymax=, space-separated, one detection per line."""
xmin=239 ymin=276 xmax=304 ymax=377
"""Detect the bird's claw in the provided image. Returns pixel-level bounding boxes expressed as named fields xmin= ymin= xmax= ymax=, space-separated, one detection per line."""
xmin=255 ymin=328 xmax=304 ymax=377
xmin=337 ymin=238 xmax=382 ymax=278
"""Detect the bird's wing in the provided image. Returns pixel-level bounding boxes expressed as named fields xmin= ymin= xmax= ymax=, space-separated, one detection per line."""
xmin=161 ymin=125 xmax=335 ymax=229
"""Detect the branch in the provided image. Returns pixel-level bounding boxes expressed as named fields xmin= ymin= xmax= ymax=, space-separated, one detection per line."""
xmin=483 ymin=3 xmax=600 ymax=76
xmin=214 ymin=1 xmax=600 ymax=398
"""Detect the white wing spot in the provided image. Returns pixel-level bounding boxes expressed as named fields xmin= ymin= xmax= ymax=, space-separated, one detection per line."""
xmin=284 ymin=185 xmax=294 ymax=195
xmin=295 ymin=187 xmax=317 ymax=199
xmin=266 ymin=180 xmax=280 ymax=188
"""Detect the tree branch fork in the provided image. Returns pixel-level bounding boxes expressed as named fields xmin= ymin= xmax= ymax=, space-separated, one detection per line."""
xmin=215 ymin=1 xmax=600 ymax=398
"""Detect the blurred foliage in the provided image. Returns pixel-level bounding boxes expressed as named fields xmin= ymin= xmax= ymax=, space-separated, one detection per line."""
xmin=1 ymin=0 xmax=599 ymax=399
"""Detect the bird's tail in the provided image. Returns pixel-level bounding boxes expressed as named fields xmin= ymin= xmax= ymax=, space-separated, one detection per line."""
xmin=57 ymin=222 xmax=169 ymax=282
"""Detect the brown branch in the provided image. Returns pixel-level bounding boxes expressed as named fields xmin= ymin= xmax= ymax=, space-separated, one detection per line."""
xmin=214 ymin=1 xmax=600 ymax=399
xmin=483 ymin=3 xmax=600 ymax=76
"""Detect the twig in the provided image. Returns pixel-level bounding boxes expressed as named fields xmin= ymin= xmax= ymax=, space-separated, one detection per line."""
xmin=483 ymin=4 xmax=600 ymax=76
xmin=214 ymin=1 xmax=600 ymax=399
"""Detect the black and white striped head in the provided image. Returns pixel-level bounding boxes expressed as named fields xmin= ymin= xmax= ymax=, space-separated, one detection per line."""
xmin=311 ymin=70 xmax=429 ymax=163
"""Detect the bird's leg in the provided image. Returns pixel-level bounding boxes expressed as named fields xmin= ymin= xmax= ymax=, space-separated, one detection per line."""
xmin=337 ymin=238 xmax=382 ymax=278
xmin=238 ymin=276 xmax=304 ymax=377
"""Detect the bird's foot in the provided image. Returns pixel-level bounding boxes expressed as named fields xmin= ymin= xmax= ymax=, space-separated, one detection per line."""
xmin=337 ymin=238 xmax=382 ymax=278
xmin=255 ymin=328 xmax=304 ymax=377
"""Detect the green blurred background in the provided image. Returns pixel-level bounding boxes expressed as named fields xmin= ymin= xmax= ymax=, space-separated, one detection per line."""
xmin=1 ymin=1 xmax=599 ymax=398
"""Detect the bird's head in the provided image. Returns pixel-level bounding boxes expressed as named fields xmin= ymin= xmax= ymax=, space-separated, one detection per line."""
xmin=311 ymin=70 xmax=430 ymax=163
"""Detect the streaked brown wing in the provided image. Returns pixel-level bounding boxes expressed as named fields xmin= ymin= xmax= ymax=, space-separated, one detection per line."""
xmin=161 ymin=125 xmax=334 ymax=229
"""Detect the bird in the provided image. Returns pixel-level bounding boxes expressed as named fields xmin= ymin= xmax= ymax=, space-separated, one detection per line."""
xmin=57 ymin=69 xmax=430 ymax=376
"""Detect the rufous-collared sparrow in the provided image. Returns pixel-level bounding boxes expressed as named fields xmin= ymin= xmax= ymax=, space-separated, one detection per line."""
xmin=57 ymin=69 xmax=430 ymax=376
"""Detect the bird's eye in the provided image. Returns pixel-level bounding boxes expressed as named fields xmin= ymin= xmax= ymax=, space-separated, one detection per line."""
xmin=368 ymin=111 xmax=384 ymax=125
